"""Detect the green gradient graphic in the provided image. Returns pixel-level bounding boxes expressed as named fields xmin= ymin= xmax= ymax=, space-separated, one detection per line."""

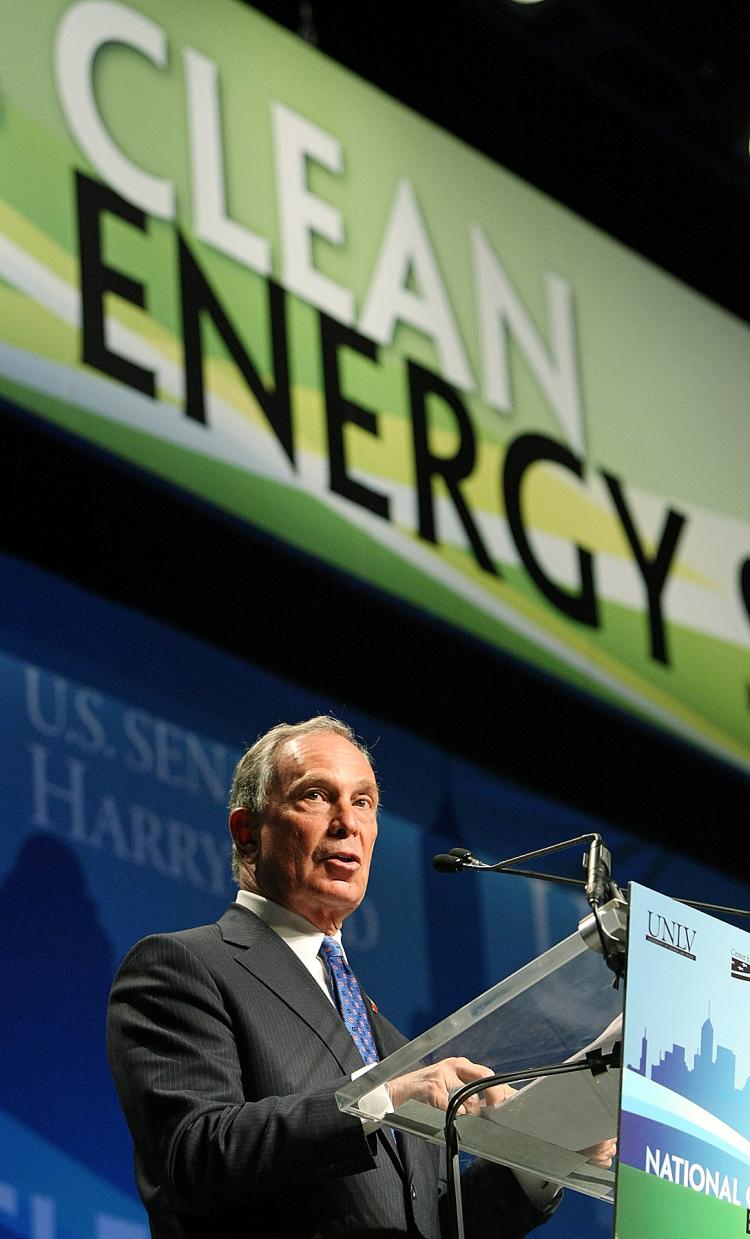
xmin=0 ymin=0 xmax=748 ymax=772
xmin=615 ymin=1164 xmax=746 ymax=1239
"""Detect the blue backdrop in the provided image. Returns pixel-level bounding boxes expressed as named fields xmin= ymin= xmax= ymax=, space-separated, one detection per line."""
xmin=2 ymin=551 xmax=748 ymax=1239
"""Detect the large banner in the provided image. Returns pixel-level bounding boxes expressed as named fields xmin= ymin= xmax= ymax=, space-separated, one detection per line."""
xmin=1 ymin=0 xmax=749 ymax=773
xmin=617 ymin=884 xmax=750 ymax=1237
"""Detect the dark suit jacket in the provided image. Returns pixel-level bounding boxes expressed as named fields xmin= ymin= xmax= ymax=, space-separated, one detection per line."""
xmin=107 ymin=904 xmax=557 ymax=1239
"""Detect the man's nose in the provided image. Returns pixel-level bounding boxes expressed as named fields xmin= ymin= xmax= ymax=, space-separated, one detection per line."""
xmin=329 ymin=798 xmax=357 ymax=833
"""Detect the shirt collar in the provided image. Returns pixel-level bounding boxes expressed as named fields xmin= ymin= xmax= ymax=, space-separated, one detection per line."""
xmin=234 ymin=889 xmax=345 ymax=969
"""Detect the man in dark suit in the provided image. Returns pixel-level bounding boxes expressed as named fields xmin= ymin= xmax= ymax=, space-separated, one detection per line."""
xmin=108 ymin=716 xmax=612 ymax=1238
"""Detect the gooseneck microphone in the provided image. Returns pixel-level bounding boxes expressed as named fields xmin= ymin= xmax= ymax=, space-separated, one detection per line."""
xmin=431 ymin=848 xmax=487 ymax=873
xmin=448 ymin=847 xmax=473 ymax=862
xmin=431 ymin=832 xmax=614 ymax=898
xmin=431 ymin=853 xmax=464 ymax=873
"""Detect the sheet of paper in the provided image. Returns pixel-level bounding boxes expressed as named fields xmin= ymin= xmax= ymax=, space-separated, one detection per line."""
xmin=477 ymin=1014 xmax=622 ymax=1151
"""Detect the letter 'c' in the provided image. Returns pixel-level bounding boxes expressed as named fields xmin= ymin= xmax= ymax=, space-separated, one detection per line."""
xmin=55 ymin=0 xmax=175 ymax=219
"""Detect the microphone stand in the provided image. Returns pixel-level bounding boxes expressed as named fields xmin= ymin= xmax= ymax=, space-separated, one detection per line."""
xmin=434 ymin=835 xmax=750 ymax=921
xmin=434 ymin=832 xmax=629 ymax=978
xmin=444 ymin=1044 xmax=622 ymax=1239
xmin=434 ymin=834 xmax=750 ymax=980
xmin=434 ymin=832 xmax=605 ymax=890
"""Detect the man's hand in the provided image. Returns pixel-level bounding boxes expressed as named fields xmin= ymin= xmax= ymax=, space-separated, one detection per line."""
xmin=387 ymin=1057 xmax=513 ymax=1115
xmin=387 ymin=1062 xmax=617 ymax=1168
xmin=582 ymin=1138 xmax=617 ymax=1168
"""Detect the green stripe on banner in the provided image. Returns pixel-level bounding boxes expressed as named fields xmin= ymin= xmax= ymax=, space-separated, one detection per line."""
xmin=615 ymin=1162 xmax=748 ymax=1239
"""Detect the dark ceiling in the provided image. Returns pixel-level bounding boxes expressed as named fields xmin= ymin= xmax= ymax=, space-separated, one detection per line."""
xmin=247 ymin=0 xmax=750 ymax=325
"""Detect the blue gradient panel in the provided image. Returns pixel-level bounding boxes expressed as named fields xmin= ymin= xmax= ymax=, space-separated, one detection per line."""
xmin=2 ymin=555 xmax=750 ymax=1239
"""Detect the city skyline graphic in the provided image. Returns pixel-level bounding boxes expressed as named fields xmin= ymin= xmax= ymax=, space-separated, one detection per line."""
xmin=628 ymin=1007 xmax=750 ymax=1137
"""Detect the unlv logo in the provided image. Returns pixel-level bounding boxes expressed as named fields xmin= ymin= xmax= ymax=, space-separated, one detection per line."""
xmin=646 ymin=911 xmax=697 ymax=960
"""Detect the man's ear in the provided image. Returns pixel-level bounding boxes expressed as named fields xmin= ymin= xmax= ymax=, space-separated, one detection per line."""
xmin=229 ymin=807 xmax=258 ymax=855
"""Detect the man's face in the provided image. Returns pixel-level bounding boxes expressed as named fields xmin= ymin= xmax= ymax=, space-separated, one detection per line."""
xmin=233 ymin=731 xmax=379 ymax=933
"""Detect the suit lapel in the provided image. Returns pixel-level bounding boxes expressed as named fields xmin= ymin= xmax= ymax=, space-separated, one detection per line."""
xmin=218 ymin=904 xmax=363 ymax=1075
xmin=219 ymin=905 xmax=409 ymax=1176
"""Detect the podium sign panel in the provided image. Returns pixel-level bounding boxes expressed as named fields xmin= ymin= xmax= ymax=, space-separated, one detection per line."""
xmin=616 ymin=883 xmax=750 ymax=1237
xmin=337 ymin=930 xmax=622 ymax=1200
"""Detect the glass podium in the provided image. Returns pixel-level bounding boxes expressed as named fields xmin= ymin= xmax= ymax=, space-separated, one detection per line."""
xmin=336 ymin=929 xmax=622 ymax=1202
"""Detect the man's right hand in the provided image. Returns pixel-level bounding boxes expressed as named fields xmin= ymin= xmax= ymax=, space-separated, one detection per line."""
xmin=387 ymin=1057 xmax=512 ymax=1115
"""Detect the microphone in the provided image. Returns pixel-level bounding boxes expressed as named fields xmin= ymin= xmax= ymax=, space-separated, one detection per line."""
xmin=584 ymin=836 xmax=612 ymax=908
xmin=433 ymin=832 xmax=616 ymax=905
xmin=432 ymin=848 xmax=485 ymax=873
xmin=432 ymin=853 xmax=465 ymax=873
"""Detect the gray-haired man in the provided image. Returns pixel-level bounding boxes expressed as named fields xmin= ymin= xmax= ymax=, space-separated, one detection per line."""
xmin=108 ymin=716 xmax=613 ymax=1238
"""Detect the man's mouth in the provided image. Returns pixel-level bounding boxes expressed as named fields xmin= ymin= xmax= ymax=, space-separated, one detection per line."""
xmin=320 ymin=851 xmax=360 ymax=868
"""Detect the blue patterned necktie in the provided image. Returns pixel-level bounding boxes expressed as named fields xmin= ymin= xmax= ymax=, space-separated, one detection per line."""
xmin=319 ymin=937 xmax=380 ymax=1065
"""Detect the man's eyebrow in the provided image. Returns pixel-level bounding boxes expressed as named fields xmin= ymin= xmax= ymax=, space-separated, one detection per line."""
xmin=353 ymin=780 xmax=379 ymax=797
xmin=287 ymin=773 xmax=379 ymax=796
xmin=289 ymin=770 xmax=336 ymax=786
